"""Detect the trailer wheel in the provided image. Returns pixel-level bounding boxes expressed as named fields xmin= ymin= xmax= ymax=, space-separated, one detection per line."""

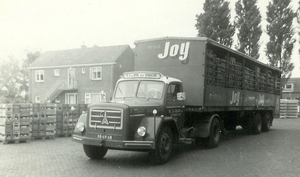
xmin=149 ymin=126 xmax=173 ymax=165
xmin=83 ymin=145 xmax=108 ymax=160
xmin=251 ymin=113 xmax=262 ymax=135
xmin=204 ymin=117 xmax=221 ymax=148
xmin=262 ymin=112 xmax=272 ymax=132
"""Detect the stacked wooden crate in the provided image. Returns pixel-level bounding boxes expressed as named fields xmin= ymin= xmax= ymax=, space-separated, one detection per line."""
xmin=31 ymin=104 xmax=41 ymax=139
xmin=0 ymin=103 xmax=87 ymax=143
xmin=0 ymin=104 xmax=32 ymax=144
xmin=56 ymin=104 xmax=70 ymax=137
xmin=206 ymin=50 xmax=227 ymax=86
xmin=280 ymin=99 xmax=299 ymax=119
xmin=67 ymin=105 xmax=82 ymax=136
xmin=55 ymin=104 xmax=84 ymax=137
xmin=228 ymin=57 xmax=243 ymax=88
xmin=42 ymin=104 xmax=56 ymax=139
xmin=31 ymin=104 xmax=56 ymax=139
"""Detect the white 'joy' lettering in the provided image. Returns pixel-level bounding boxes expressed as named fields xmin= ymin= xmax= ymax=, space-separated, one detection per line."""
xmin=158 ymin=42 xmax=190 ymax=61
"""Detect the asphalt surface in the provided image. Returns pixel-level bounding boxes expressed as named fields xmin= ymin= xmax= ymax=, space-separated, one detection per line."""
xmin=1 ymin=118 xmax=300 ymax=177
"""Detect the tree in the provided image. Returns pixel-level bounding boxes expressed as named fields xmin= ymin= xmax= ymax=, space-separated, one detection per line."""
xmin=235 ymin=0 xmax=262 ymax=59
xmin=0 ymin=56 xmax=23 ymax=102
xmin=195 ymin=0 xmax=235 ymax=47
xmin=0 ymin=51 xmax=40 ymax=102
xmin=297 ymin=1 xmax=300 ymax=58
xmin=266 ymin=0 xmax=296 ymax=84
xmin=19 ymin=51 xmax=40 ymax=101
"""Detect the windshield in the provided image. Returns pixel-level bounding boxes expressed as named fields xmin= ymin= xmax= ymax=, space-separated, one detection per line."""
xmin=114 ymin=80 xmax=164 ymax=100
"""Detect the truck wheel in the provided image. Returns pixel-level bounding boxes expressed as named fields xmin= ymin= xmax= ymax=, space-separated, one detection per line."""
xmin=262 ymin=112 xmax=272 ymax=132
xmin=204 ymin=117 xmax=221 ymax=148
xmin=83 ymin=145 xmax=108 ymax=160
xmin=149 ymin=126 xmax=173 ymax=165
xmin=251 ymin=113 xmax=262 ymax=135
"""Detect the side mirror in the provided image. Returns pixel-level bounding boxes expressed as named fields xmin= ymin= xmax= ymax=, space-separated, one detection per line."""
xmin=177 ymin=92 xmax=186 ymax=101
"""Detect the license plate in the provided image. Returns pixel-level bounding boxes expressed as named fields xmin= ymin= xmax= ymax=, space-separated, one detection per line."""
xmin=97 ymin=135 xmax=112 ymax=140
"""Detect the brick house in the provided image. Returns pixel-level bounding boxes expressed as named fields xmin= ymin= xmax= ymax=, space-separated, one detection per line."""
xmin=28 ymin=45 xmax=134 ymax=104
xmin=282 ymin=78 xmax=300 ymax=100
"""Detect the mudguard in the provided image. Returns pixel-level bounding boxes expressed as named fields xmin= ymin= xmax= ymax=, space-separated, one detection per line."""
xmin=134 ymin=116 xmax=178 ymax=142
xmin=195 ymin=114 xmax=221 ymax=138
xmin=73 ymin=112 xmax=87 ymax=136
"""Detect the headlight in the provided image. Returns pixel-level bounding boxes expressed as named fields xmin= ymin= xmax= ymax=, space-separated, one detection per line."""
xmin=137 ymin=126 xmax=147 ymax=137
xmin=75 ymin=122 xmax=85 ymax=132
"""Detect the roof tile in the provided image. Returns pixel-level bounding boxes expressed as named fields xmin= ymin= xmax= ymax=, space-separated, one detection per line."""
xmin=30 ymin=45 xmax=131 ymax=68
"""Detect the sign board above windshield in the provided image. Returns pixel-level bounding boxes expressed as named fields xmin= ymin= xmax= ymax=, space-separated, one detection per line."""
xmin=123 ymin=72 xmax=162 ymax=79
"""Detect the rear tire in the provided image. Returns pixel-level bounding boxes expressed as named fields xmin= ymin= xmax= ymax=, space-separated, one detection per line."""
xmin=83 ymin=145 xmax=108 ymax=160
xmin=262 ymin=112 xmax=272 ymax=132
xmin=149 ymin=126 xmax=173 ymax=165
xmin=203 ymin=117 xmax=221 ymax=148
xmin=251 ymin=113 xmax=262 ymax=135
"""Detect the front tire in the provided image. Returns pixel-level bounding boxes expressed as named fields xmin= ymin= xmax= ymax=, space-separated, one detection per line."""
xmin=83 ymin=145 xmax=108 ymax=160
xmin=203 ymin=117 xmax=221 ymax=148
xmin=149 ymin=126 xmax=173 ymax=165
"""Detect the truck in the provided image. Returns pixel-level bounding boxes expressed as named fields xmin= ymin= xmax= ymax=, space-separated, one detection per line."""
xmin=73 ymin=37 xmax=281 ymax=164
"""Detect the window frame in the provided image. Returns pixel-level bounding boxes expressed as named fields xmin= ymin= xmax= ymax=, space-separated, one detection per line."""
xmin=85 ymin=93 xmax=105 ymax=104
xmin=54 ymin=69 xmax=60 ymax=76
xmin=65 ymin=93 xmax=78 ymax=104
xmin=35 ymin=70 xmax=44 ymax=82
xmin=283 ymin=83 xmax=294 ymax=92
xmin=90 ymin=67 xmax=102 ymax=80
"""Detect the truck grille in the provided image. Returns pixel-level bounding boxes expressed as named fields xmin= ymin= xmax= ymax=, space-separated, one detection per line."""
xmin=89 ymin=108 xmax=123 ymax=129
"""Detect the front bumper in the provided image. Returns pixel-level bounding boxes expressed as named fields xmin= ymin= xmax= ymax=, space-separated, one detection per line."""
xmin=72 ymin=135 xmax=154 ymax=150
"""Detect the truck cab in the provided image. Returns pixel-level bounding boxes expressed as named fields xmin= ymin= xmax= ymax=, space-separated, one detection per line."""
xmin=73 ymin=71 xmax=186 ymax=164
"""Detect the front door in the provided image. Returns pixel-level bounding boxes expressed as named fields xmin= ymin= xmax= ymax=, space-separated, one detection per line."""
xmin=166 ymin=82 xmax=185 ymax=130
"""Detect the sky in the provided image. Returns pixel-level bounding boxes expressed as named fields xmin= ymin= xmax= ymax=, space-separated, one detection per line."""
xmin=0 ymin=0 xmax=299 ymax=76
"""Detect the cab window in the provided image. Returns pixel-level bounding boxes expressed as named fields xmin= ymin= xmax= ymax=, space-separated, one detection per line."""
xmin=167 ymin=83 xmax=181 ymax=99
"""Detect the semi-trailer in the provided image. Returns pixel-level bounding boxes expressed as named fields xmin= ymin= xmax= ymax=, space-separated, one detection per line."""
xmin=73 ymin=37 xmax=281 ymax=164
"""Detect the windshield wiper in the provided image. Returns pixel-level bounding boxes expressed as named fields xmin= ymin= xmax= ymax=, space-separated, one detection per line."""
xmin=138 ymin=88 xmax=149 ymax=100
xmin=118 ymin=87 xmax=125 ymax=99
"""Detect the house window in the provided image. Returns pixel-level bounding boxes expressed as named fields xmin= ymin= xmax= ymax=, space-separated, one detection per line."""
xmin=90 ymin=67 xmax=102 ymax=80
xmin=65 ymin=93 xmax=78 ymax=104
xmin=35 ymin=96 xmax=40 ymax=103
xmin=283 ymin=84 xmax=294 ymax=92
xmin=85 ymin=92 xmax=106 ymax=104
xmin=35 ymin=70 xmax=44 ymax=82
xmin=54 ymin=69 xmax=60 ymax=76
xmin=85 ymin=93 xmax=90 ymax=104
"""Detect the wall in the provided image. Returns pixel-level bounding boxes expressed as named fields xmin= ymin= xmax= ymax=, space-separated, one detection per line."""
xmin=29 ymin=65 xmax=115 ymax=104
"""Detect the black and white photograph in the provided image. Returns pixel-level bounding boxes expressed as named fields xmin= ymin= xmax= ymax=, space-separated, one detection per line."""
xmin=1 ymin=0 xmax=300 ymax=176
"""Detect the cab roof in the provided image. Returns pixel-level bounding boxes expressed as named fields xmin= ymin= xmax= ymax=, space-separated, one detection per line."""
xmin=119 ymin=71 xmax=181 ymax=84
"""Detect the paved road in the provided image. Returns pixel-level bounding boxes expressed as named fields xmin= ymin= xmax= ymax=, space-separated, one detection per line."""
xmin=1 ymin=119 xmax=300 ymax=177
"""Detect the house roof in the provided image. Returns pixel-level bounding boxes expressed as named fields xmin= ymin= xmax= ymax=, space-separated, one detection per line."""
xmin=29 ymin=45 xmax=131 ymax=69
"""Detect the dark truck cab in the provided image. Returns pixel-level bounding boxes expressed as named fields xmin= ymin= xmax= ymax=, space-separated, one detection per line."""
xmin=73 ymin=71 xmax=186 ymax=164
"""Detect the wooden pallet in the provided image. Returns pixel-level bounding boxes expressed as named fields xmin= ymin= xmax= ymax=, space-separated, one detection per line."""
xmin=1 ymin=139 xmax=31 ymax=144
xmin=31 ymin=135 xmax=55 ymax=140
